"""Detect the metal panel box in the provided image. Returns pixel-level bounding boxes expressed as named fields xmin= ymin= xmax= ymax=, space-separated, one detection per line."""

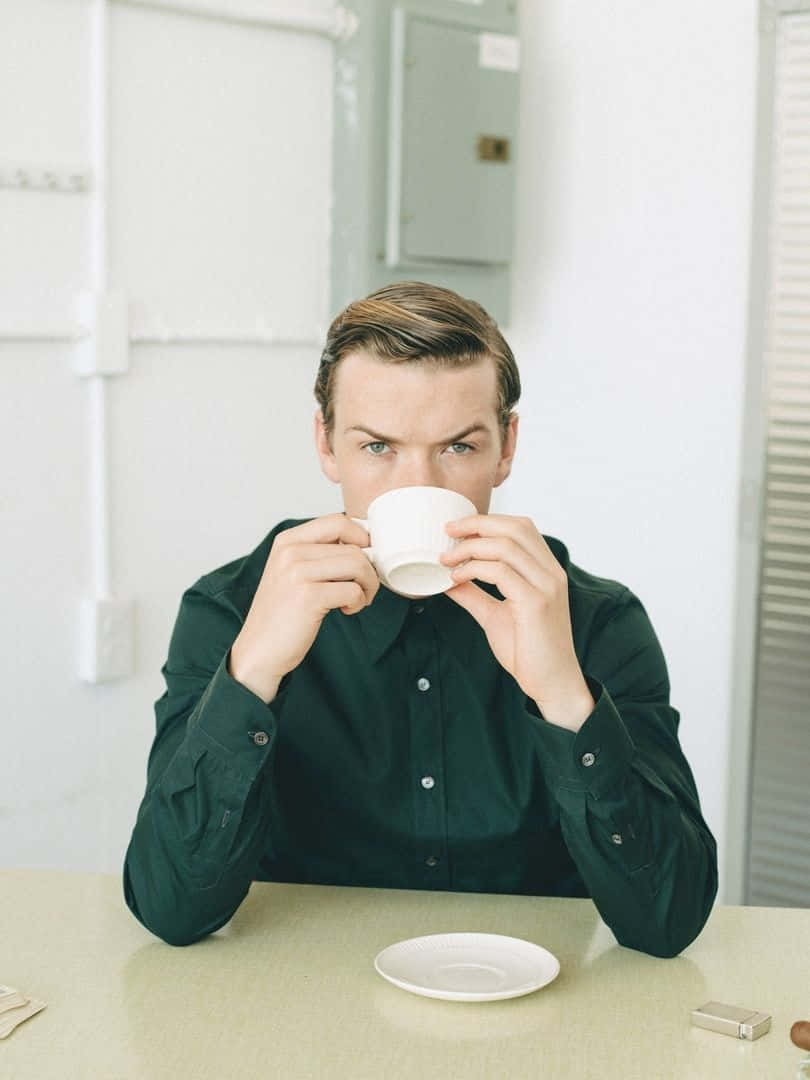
xmin=387 ymin=8 xmax=518 ymax=266
xmin=331 ymin=0 xmax=519 ymax=325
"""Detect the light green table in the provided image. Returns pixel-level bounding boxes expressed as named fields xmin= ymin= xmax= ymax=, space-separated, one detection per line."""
xmin=1 ymin=869 xmax=808 ymax=1079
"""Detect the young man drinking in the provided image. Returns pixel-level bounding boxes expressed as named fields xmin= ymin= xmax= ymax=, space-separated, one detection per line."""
xmin=123 ymin=280 xmax=718 ymax=955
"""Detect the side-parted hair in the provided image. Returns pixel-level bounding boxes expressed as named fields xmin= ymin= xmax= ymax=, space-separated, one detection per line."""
xmin=314 ymin=281 xmax=521 ymax=451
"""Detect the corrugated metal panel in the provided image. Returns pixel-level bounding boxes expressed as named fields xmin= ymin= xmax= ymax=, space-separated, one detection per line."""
xmin=747 ymin=10 xmax=810 ymax=908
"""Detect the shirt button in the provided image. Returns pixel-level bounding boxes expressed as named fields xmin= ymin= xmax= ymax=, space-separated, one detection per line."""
xmin=421 ymin=775 xmax=435 ymax=790
xmin=414 ymin=604 xmax=425 ymax=614
xmin=425 ymin=855 xmax=439 ymax=867
xmin=581 ymin=751 xmax=596 ymax=767
xmin=251 ymin=731 xmax=269 ymax=746
xmin=417 ymin=677 xmax=431 ymax=691
xmin=611 ymin=832 xmax=623 ymax=845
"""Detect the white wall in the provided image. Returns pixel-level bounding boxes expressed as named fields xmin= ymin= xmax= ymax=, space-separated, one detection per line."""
xmin=1 ymin=0 xmax=758 ymax=902
xmin=502 ymin=3 xmax=758 ymax=904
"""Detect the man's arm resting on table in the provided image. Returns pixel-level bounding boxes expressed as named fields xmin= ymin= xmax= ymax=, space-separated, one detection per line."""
xmin=123 ymin=585 xmax=286 ymax=946
xmin=526 ymin=591 xmax=718 ymax=959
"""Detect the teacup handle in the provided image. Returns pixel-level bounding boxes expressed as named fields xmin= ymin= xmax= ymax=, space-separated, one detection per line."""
xmin=349 ymin=516 xmax=375 ymax=562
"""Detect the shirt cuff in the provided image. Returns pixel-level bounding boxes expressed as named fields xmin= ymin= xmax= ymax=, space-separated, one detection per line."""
xmin=187 ymin=647 xmax=288 ymax=780
xmin=526 ymin=673 xmax=636 ymax=799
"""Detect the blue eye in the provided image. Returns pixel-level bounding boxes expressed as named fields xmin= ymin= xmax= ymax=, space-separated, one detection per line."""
xmin=361 ymin=442 xmax=475 ymax=456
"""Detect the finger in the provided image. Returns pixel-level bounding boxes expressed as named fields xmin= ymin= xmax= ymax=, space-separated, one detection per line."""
xmin=284 ymin=543 xmax=372 ymax=563
xmin=444 ymin=578 xmax=502 ymax=621
xmin=279 ymin=544 xmax=379 ymax=600
xmin=273 ymin=513 xmax=370 ymax=551
xmin=446 ymin=514 xmax=536 ymax=541
xmin=442 ymin=537 xmax=551 ymax=591
xmin=317 ymin=580 xmax=369 ymax=616
xmin=295 ymin=553 xmax=378 ymax=606
xmin=446 ymin=515 xmax=558 ymax=572
xmin=448 ymin=558 xmax=535 ymax=605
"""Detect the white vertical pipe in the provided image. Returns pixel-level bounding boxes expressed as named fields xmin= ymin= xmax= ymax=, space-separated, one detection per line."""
xmin=89 ymin=0 xmax=111 ymax=599
xmin=89 ymin=378 xmax=110 ymax=597
xmin=89 ymin=0 xmax=108 ymax=295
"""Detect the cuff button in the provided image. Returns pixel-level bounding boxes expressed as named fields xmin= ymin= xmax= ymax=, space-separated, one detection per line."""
xmin=248 ymin=730 xmax=270 ymax=746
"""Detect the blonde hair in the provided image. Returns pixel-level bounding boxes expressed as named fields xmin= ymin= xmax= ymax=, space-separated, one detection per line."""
xmin=314 ymin=280 xmax=520 ymax=451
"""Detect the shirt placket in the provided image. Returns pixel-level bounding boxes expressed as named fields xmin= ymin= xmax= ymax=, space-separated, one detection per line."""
xmin=404 ymin=602 xmax=449 ymax=888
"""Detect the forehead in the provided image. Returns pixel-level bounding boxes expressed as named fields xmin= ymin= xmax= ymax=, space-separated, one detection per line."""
xmin=334 ymin=349 xmax=498 ymax=419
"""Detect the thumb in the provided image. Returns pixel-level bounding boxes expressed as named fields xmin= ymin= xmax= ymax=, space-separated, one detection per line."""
xmin=444 ymin=581 xmax=494 ymax=623
xmin=444 ymin=582 xmax=472 ymax=609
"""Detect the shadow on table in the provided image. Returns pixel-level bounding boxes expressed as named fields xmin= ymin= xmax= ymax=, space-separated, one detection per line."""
xmin=118 ymin=884 xmax=315 ymax=1077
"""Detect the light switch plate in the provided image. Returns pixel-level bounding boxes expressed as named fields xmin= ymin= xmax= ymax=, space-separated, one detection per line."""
xmin=79 ymin=596 xmax=134 ymax=683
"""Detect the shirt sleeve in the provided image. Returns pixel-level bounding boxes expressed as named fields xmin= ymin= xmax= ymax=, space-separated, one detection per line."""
xmin=525 ymin=586 xmax=719 ymax=958
xmin=122 ymin=581 xmax=292 ymax=946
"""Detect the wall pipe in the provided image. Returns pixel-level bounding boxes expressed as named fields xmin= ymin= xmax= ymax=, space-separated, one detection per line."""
xmin=88 ymin=0 xmax=111 ymax=600
xmin=72 ymin=0 xmax=343 ymax=672
xmin=0 ymin=1 xmax=353 ymax=345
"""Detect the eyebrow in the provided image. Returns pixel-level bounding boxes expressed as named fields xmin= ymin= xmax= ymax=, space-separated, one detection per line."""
xmin=344 ymin=423 xmax=491 ymax=446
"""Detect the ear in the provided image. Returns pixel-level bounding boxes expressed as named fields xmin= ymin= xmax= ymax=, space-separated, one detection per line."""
xmin=493 ymin=412 xmax=518 ymax=488
xmin=314 ymin=410 xmax=341 ymax=484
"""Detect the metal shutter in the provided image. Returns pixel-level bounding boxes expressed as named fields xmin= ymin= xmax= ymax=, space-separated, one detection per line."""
xmin=747 ymin=10 xmax=810 ymax=907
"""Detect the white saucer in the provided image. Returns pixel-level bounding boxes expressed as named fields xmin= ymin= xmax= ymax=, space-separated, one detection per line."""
xmin=374 ymin=932 xmax=560 ymax=1002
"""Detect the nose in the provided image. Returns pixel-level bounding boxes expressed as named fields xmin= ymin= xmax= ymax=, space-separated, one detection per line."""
xmin=394 ymin=455 xmax=452 ymax=490
xmin=395 ymin=472 xmax=446 ymax=491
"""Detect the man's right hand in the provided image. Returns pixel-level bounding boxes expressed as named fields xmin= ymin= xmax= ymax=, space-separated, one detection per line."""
xmin=227 ymin=514 xmax=379 ymax=703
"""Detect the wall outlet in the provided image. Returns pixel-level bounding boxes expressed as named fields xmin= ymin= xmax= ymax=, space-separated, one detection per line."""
xmin=79 ymin=596 xmax=134 ymax=683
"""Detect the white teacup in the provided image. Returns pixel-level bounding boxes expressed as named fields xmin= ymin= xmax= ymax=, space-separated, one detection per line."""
xmin=350 ymin=485 xmax=477 ymax=598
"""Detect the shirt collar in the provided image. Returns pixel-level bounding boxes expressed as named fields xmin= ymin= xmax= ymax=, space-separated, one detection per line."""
xmin=353 ymin=578 xmax=505 ymax=664
xmin=352 ymin=583 xmax=411 ymax=662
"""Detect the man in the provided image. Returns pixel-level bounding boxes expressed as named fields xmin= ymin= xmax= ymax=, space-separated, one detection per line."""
xmin=123 ymin=280 xmax=718 ymax=955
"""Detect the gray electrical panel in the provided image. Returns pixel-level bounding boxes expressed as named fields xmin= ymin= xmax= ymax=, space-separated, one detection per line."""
xmin=331 ymin=0 xmax=520 ymax=324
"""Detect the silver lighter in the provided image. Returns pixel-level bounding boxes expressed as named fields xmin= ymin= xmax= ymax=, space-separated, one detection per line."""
xmin=691 ymin=1000 xmax=772 ymax=1041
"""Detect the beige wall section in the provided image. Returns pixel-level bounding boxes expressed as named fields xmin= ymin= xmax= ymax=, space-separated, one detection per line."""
xmin=1 ymin=0 xmax=758 ymax=900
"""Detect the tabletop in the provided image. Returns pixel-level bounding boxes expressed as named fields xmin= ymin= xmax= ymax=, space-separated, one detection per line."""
xmin=1 ymin=868 xmax=808 ymax=1079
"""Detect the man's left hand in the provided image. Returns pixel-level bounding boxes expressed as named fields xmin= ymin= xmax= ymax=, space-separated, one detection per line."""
xmin=441 ymin=514 xmax=595 ymax=732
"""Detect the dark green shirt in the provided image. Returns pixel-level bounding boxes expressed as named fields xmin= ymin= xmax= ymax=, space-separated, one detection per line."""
xmin=123 ymin=517 xmax=717 ymax=956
